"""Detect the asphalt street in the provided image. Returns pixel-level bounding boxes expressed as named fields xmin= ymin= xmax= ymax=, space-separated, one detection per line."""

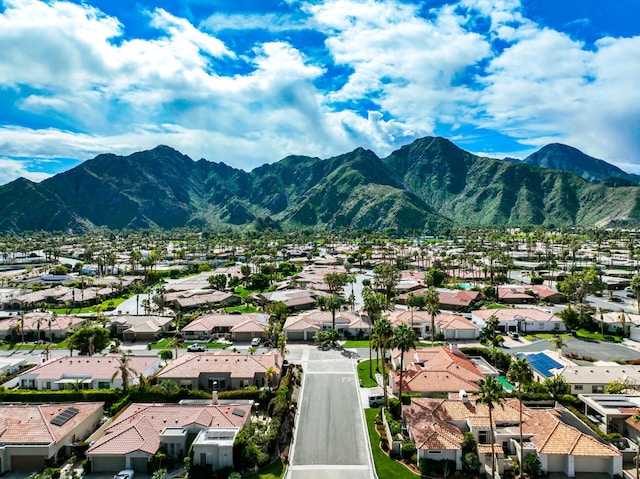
xmin=286 ymin=347 xmax=375 ymax=479
xmin=504 ymin=336 xmax=640 ymax=362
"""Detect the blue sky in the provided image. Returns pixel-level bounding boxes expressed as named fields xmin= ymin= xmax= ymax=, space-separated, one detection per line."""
xmin=0 ymin=0 xmax=639 ymax=184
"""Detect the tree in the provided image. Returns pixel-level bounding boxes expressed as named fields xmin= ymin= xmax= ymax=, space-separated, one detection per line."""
xmin=476 ymin=376 xmax=504 ymax=479
xmin=557 ymin=304 xmax=581 ymax=331
xmin=208 ymin=274 xmax=227 ymax=291
xmin=68 ymin=326 xmax=110 ymax=355
xmin=393 ymin=323 xmax=416 ymax=402
xmin=424 ymin=268 xmax=445 ymax=287
xmin=325 ymin=295 xmax=345 ymax=330
xmin=507 ymin=357 xmax=533 ymax=475
xmin=423 ymin=286 xmax=440 ymax=345
xmin=548 ymin=336 xmax=566 ymax=356
xmin=557 ymin=267 xmax=605 ymax=303
xmin=362 ymin=287 xmax=387 ymax=378
xmin=111 ymin=353 xmax=138 ymax=392
xmin=159 ymin=349 xmax=173 ymax=363
xmin=373 ymin=264 xmax=401 ymax=303
xmin=324 ymin=272 xmax=349 ymax=295
xmin=264 ymin=366 xmax=279 ymax=389
xmin=543 ymin=374 xmax=570 ymax=400
xmin=169 ymin=331 xmax=184 ymax=359
xmin=632 ymin=274 xmax=640 ymax=314
xmin=249 ymin=273 xmax=270 ymax=291
xmin=373 ymin=317 xmax=393 ymax=407
xmin=265 ymin=301 xmax=288 ymax=344
xmin=405 ymin=292 xmax=418 ymax=331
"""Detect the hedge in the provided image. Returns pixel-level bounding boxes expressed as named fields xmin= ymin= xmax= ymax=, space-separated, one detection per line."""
xmin=0 ymin=388 xmax=121 ymax=405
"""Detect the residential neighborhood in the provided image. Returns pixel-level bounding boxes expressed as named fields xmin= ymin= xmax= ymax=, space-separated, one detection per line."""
xmin=1 ymin=229 xmax=640 ymax=479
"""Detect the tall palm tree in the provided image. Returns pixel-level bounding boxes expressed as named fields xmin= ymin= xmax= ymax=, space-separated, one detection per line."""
xmin=476 ymin=376 xmax=504 ymax=479
xmin=406 ymin=292 xmax=417 ymax=331
xmin=424 ymin=286 xmax=440 ymax=345
xmin=169 ymin=331 xmax=184 ymax=359
xmin=112 ymin=353 xmax=138 ymax=392
xmin=393 ymin=323 xmax=416 ymax=403
xmin=326 ymin=294 xmax=345 ymax=331
xmin=362 ymin=288 xmax=386 ymax=378
xmin=373 ymin=317 xmax=393 ymax=407
xmin=507 ymin=357 xmax=533 ymax=476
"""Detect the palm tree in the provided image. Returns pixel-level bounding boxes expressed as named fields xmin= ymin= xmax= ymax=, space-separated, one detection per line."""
xmin=406 ymin=292 xmax=417 ymax=331
xmin=362 ymin=288 xmax=387 ymax=378
xmin=112 ymin=353 xmax=138 ymax=392
xmin=476 ymin=376 xmax=504 ymax=479
xmin=373 ymin=317 xmax=393 ymax=407
xmin=424 ymin=286 xmax=440 ymax=345
xmin=169 ymin=331 xmax=184 ymax=359
xmin=393 ymin=323 xmax=416 ymax=403
xmin=507 ymin=357 xmax=533 ymax=476
xmin=548 ymin=336 xmax=566 ymax=356
xmin=326 ymin=294 xmax=345 ymax=331
xmin=632 ymin=274 xmax=640 ymax=314
xmin=265 ymin=366 xmax=279 ymax=389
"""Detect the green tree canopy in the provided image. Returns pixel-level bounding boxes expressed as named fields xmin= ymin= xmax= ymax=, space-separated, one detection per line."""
xmin=68 ymin=326 xmax=110 ymax=356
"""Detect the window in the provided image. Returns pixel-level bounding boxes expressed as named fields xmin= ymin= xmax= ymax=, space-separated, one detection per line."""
xmin=479 ymin=431 xmax=488 ymax=444
xmin=208 ymin=378 xmax=226 ymax=390
xmin=574 ymin=385 xmax=583 ymax=391
xmin=592 ymin=385 xmax=604 ymax=393
xmin=98 ymin=381 xmax=110 ymax=389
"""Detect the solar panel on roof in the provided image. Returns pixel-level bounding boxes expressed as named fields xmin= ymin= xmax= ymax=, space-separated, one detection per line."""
xmin=50 ymin=407 xmax=79 ymax=426
xmin=232 ymin=407 xmax=246 ymax=417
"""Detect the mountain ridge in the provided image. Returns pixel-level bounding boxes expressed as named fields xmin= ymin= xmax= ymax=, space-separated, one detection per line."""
xmin=1 ymin=137 xmax=639 ymax=232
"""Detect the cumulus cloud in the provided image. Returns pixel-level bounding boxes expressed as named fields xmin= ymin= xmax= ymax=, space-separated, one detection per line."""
xmin=0 ymin=156 xmax=52 ymax=184
xmin=0 ymin=0 xmax=638 ymax=183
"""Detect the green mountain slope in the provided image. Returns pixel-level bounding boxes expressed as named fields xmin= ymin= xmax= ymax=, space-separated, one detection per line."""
xmin=1 ymin=137 xmax=639 ymax=232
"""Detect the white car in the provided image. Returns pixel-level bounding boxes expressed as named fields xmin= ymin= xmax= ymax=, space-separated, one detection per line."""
xmin=114 ymin=470 xmax=134 ymax=479
xmin=251 ymin=337 xmax=262 ymax=347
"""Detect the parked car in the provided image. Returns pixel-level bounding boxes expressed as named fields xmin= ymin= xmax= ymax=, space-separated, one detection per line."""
xmin=251 ymin=337 xmax=262 ymax=347
xmin=368 ymin=391 xmax=384 ymax=407
xmin=507 ymin=331 xmax=519 ymax=340
xmin=114 ymin=470 xmax=134 ymax=479
xmin=187 ymin=343 xmax=206 ymax=352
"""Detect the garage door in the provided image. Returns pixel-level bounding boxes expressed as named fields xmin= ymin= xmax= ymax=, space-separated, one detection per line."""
xmin=575 ymin=456 xmax=609 ymax=473
xmin=90 ymin=455 xmax=126 ymax=472
xmin=130 ymin=457 xmax=149 ymax=472
xmin=11 ymin=455 xmax=46 ymax=471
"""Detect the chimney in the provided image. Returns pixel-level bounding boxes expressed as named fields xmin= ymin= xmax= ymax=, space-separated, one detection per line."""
xmin=211 ymin=391 xmax=218 ymax=405
xmin=449 ymin=343 xmax=460 ymax=356
xmin=274 ymin=351 xmax=280 ymax=367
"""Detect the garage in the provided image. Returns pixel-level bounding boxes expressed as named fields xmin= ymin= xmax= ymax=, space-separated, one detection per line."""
xmin=11 ymin=455 xmax=46 ymax=471
xmin=546 ymin=453 xmax=565 ymax=473
xmin=130 ymin=456 xmax=150 ymax=472
xmin=90 ymin=455 xmax=126 ymax=472
xmin=575 ymin=456 xmax=610 ymax=474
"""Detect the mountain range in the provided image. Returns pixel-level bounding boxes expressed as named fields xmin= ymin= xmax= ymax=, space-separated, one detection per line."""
xmin=1 ymin=137 xmax=639 ymax=233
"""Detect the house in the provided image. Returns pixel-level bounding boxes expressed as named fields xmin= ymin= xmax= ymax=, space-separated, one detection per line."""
xmin=472 ymin=308 xmax=566 ymax=334
xmin=0 ymin=312 xmax=85 ymax=340
xmin=165 ymin=290 xmax=241 ymax=311
xmin=387 ymin=310 xmax=479 ymax=340
xmin=517 ymin=351 xmax=574 ymax=382
xmin=283 ymin=310 xmax=370 ymax=340
xmin=397 ymin=289 xmax=482 ymax=311
xmin=16 ymin=355 xmax=162 ymax=390
xmin=550 ymin=364 xmax=640 ymax=395
xmin=389 ymin=346 xmax=484 ymax=396
xmin=86 ymin=401 xmax=251 ymax=472
xmin=181 ymin=313 xmax=269 ymax=340
xmin=252 ymin=289 xmax=317 ymax=310
xmin=109 ymin=315 xmax=173 ymax=342
xmin=155 ymin=352 xmax=281 ymax=391
xmin=579 ymin=394 xmax=640 ymax=435
xmin=0 ymin=402 xmax=104 ymax=472
xmin=403 ymin=396 xmax=622 ymax=478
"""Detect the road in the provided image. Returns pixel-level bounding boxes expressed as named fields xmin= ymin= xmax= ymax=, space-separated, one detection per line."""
xmin=286 ymin=346 xmax=375 ymax=479
xmin=504 ymin=337 xmax=640 ymax=362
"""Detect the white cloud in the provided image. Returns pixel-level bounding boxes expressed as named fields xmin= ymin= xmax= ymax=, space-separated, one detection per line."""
xmin=0 ymin=156 xmax=52 ymax=184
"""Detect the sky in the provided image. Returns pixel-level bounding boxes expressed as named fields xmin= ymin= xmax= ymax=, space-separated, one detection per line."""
xmin=0 ymin=0 xmax=639 ymax=185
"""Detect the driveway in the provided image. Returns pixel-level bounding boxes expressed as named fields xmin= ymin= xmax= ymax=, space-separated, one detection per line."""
xmin=286 ymin=347 xmax=375 ymax=479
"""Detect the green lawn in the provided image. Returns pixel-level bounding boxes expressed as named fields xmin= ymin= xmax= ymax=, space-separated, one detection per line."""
xmin=523 ymin=333 xmax=570 ymax=341
xmin=357 ymin=359 xmax=383 ymax=388
xmin=575 ymin=328 xmax=623 ymax=343
xmin=343 ymin=340 xmax=370 ymax=348
xmin=245 ymin=458 xmax=286 ymax=479
xmin=48 ymin=296 xmax=129 ymax=314
xmin=0 ymin=340 xmax=70 ymax=350
xmin=364 ymin=408 xmax=420 ymax=479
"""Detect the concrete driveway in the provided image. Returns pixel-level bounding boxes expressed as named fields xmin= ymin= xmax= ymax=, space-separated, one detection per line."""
xmin=286 ymin=347 xmax=375 ymax=479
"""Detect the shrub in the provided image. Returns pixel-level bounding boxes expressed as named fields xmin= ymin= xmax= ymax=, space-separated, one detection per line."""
xmin=401 ymin=441 xmax=416 ymax=460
